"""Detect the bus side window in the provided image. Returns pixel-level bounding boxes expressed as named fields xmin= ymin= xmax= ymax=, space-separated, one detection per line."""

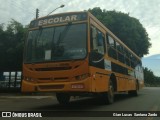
xmin=108 ymin=35 xmax=115 ymax=48
xmin=107 ymin=35 xmax=117 ymax=59
xmin=124 ymin=48 xmax=131 ymax=66
xmin=130 ymin=54 xmax=135 ymax=68
xmin=91 ymin=26 xmax=97 ymax=51
xmin=91 ymin=26 xmax=105 ymax=55
xmin=116 ymin=42 xmax=125 ymax=63
xmin=97 ymin=30 xmax=105 ymax=54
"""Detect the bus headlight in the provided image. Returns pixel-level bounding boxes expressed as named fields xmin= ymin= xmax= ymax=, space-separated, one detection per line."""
xmin=75 ymin=73 xmax=89 ymax=80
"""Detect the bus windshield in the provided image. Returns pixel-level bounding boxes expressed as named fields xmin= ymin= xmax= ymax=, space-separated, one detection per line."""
xmin=24 ymin=23 xmax=87 ymax=63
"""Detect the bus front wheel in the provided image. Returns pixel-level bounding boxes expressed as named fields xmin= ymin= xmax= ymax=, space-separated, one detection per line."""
xmin=56 ymin=93 xmax=70 ymax=105
xmin=102 ymin=80 xmax=114 ymax=104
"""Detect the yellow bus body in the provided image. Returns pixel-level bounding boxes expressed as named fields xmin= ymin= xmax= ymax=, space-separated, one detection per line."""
xmin=22 ymin=11 xmax=144 ymax=97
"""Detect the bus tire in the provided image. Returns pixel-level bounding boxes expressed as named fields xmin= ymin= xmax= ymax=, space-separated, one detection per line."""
xmin=56 ymin=93 xmax=70 ymax=105
xmin=129 ymin=81 xmax=139 ymax=96
xmin=102 ymin=80 xmax=114 ymax=104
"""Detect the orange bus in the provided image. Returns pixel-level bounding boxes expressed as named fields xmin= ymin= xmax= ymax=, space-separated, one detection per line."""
xmin=22 ymin=11 xmax=144 ymax=104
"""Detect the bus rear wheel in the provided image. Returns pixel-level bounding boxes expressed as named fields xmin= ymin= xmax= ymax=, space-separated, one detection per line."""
xmin=56 ymin=93 xmax=70 ymax=105
xmin=129 ymin=82 xmax=139 ymax=96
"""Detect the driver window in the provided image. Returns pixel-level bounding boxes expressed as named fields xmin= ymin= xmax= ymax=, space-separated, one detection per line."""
xmin=90 ymin=26 xmax=105 ymax=55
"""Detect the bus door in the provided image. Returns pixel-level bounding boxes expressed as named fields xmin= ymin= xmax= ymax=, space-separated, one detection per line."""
xmin=89 ymin=19 xmax=109 ymax=92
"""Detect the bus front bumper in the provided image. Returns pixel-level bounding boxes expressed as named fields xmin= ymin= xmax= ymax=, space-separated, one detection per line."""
xmin=21 ymin=78 xmax=91 ymax=93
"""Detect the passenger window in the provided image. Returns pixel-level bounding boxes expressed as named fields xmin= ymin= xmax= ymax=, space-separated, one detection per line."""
xmin=90 ymin=26 xmax=105 ymax=55
xmin=97 ymin=30 xmax=105 ymax=54
xmin=107 ymin=35 xmax=117 ymax=59
xmin=116 ymin=42 xmax=123 ymax=53
xmin=108 ymin=36 xmax=115 ymax=48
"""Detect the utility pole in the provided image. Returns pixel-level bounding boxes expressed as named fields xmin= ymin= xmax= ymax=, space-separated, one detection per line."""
xmin=36 ymin=8 xmax=39 ymax=19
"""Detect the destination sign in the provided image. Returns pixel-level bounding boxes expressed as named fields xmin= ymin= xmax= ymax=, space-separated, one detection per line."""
xmin=29 ymin=12 xmax=87 ymax=28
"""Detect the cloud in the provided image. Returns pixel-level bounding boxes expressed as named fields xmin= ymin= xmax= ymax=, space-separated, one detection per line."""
xmin=0 ymin=0 xmax=159 ymax=57
xmin=145 ymin=26 xmax=160 ymax=55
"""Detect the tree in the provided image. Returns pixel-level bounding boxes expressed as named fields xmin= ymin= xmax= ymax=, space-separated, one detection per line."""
xmin=0 ymin=19 xmax=28 ymax=71
xmin=88 ymin=7 xmax=151 ymax=57
xmin=143 ymin=67 xmax=155 ymax=86
xmin=143 ymin=67 xmax=160 ymax=86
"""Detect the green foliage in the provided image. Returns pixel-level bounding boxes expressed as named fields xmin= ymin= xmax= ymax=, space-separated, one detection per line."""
xmin=88 ymin=7 xmax=151 ymax=57
xmin=143 ymin=67 xmax=160 ymax=87
xmin=0 ymin=19 xmax=28 ymax=71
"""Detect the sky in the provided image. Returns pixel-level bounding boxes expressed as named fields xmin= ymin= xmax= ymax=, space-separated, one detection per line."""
xmin=0 ymin=0 xmax=159 ymax=76
xmin=142 ymin=54 xmax=160 ymax=76
xmin=0 ymin=0 xmax=159 ymax=57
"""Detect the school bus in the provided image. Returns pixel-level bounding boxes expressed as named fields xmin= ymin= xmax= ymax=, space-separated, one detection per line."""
xmin=22 ymin=11 xmax=144 ymax=104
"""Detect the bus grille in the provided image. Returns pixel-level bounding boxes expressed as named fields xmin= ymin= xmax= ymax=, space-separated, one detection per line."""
xmin=35 ymin=67 xmax=72 ymax=71
xmin=38 ymin=85 xmax=64 ymax=89
xmin=38 ymin=77 xmax=68 ymax=81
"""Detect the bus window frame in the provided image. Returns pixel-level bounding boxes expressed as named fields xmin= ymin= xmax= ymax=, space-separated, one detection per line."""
xmin=107 ymin=34 xmax=117 ymax=60
xmin=90 ymin=25 xmax=106 ymax=56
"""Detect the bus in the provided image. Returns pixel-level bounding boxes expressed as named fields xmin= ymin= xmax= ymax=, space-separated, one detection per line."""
xmin=22 ymin=11 xmax=144 ymax=105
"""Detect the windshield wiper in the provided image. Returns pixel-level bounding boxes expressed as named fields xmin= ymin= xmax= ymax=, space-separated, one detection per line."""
xmin=52 ymin=22 xmax=72 ymax=57
xmin=35 ymin=27 xmax=43 ymax=47
xmin=57 ymin=22 xmax=72 ymax=45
